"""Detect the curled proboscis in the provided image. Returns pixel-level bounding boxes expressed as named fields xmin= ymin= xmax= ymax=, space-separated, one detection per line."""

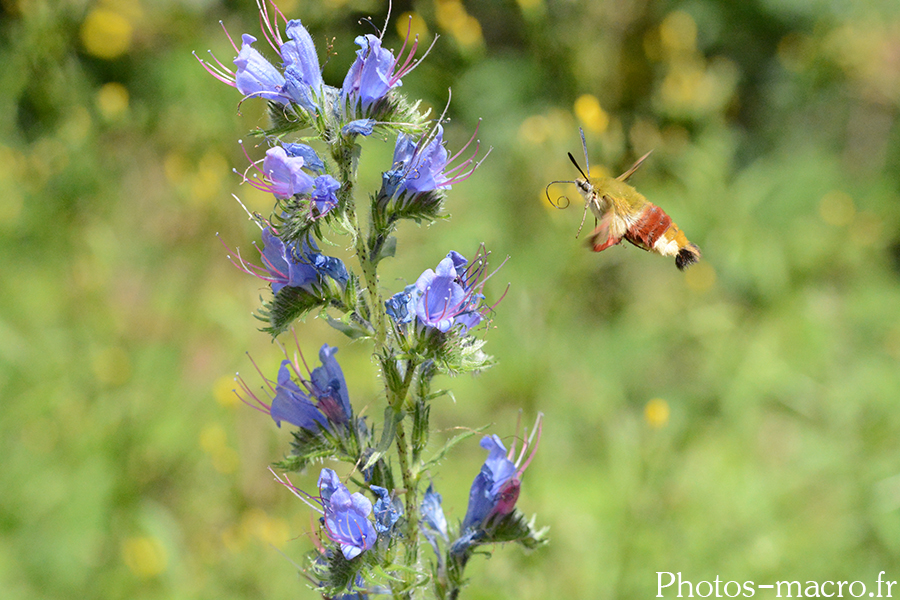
xmin=544 ymin=180 xmax=574 ymax=209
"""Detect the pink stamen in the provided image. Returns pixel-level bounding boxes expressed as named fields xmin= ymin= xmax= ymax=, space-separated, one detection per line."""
xmin=446 ymin=119 xmax=480 ymax=165
xmin=256 ymin=0 xmax=287 ymax=55
xmin=234 ymin=372 xmax=272 ymax=414
xmin=271 ymin=467 xmax=324 ymax=513
xmin=218 ymin=234 xmax=279 ymax=283
xmin=515 ymin=414 xmax=543 ymax=477
xmin=193 ymin=50 xmax=236 ymax=87
xmin=219 ymin=20 xmax=240 ymax=53
xmin=275 ymin=332 xmax=318 ymax=398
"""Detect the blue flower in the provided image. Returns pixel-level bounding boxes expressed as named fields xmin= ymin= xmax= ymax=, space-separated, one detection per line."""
xmin=244 ymin=145 xmax=314 ymax=200
xmin=386 ymin=248 xmax=504 ymax=334
xmin=269 ymin=359 xmax=330 ymax=430
xmin=371 ymin=486 xmax=403 ymax=534
xmin=308 ymin=344 xmax=352 ymax=425
xmin=318 ymin=469 xmax=378 ymax=560
xmin=280 ymin=19 xmax=323 ymax=112
xmin=343 ymin=119 xmax=377 ymax=136
xmin=273 ymin=468 xmax=377 ymax=561
xmin=340 ymin=35 xmax=398 ymax=112
xmin=236 ymin=343 xmax=354 ymax=432
xmin=311 ymin=175 xmax=341 ymax=216
xmin=460 ymin=435 xmax=519 ymax=530
xmin=451 ymin=415 xmax=543 ymax=555
xmin=385 ymin=284 xmax=417 ymax=325
xmin=260 ymin=228 xmax=348 ymax=294
xmin=340 ymin=26 xmax=433 ymax=117
xmin=196 ymin=5 xmax=329 ymax=112
xmin=380 ymin=123 xmax=488 ymax=205
xmin=283 ymin=143 xmax=325 ymax=173
xmin=260 ymin=228 xmax=319 ymax=293
xmin=421 ymin=483 xmax=448 ymax=540
xmin=413 ymin=253 xmax=476 ymax=332
xmin=232 ymin=34 xmax=288 ymax=103
xmin=389 ymin=126 xmax=451 ymax=195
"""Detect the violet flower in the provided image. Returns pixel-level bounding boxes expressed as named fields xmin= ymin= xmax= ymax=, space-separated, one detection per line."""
xmin=224 ymin=227 xmax=348 ymax=295
xmin=195 ymin=1 xmax=325 ymax=112
xmin=242 ymin=145 xmax=314 ymax=200
xmin=236 ymin=341 xmax=353 ymax=432
xmin=273 ymin=468 xmax=377 ymax=560
xmin=233 ymin=34 xmax=288 ymax=102
xmin=385 ymin=247 xmax=505 ymax=333
xmin=380 ymin=123 xmax=489 ymax=209
xmin=311 ymin=175 xmax=341 ymax=217
xmin=451 ymin=414 xmax=543 ymax=555
xmin=340 ymin=19 xmax=435 ymax=117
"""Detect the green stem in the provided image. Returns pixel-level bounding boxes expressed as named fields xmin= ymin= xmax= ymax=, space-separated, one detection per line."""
xmin=335 ymin=136 xmax=422 ymax=597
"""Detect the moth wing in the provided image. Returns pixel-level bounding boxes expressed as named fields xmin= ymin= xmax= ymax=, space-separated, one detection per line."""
xmin=588 ymin=212 xmax=622 ymax=252
xmin=616 ymin=150 xmax=653 ymax=181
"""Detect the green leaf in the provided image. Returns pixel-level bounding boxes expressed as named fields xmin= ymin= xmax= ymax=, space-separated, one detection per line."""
xmin=373 ymin=235 xmax=397 ymax=264
xmin=421 ymin=425 xmax=489 ymax=472
xmin=362 ymin=406 xmax=403 ymax=471
xmin=325 ymin=313 xmax=371 ymax=339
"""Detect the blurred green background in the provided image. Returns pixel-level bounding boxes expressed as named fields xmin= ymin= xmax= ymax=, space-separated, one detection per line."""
xmin=3 ymin=0 xmax=900 ymax=598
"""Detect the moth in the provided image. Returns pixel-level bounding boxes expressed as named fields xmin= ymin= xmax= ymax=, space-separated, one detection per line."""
xmin=550 ymin=130 xmax=701 ymax=270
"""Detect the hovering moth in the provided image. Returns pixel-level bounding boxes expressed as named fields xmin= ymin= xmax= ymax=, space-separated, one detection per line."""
xmin=550 ymin=130 xmax=701 ymax=270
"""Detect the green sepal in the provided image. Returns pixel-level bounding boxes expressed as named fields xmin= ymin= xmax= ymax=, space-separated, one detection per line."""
xmin=315 ymin=547 xmax=364 ymax=594
xmin=258 ymin=285 xmax=329 ymax=337
xmin=273 ymin=426 xmax=339 ymax=473
xmin=263 ymin=101 xmax=314 ymax=136
xmin=487 ymin=510 xmax=549 ymax=551
xmin=394 ymin=325 xmax=496 ymax=376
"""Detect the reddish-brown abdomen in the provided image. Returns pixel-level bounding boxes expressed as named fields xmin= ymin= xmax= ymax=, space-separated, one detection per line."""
xmin=624 ymin=204 xmax=671 ymax=250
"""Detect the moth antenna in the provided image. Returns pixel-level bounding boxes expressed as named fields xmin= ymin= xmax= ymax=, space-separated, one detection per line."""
xmin=567 ymin=152 xmax=589 ymax=180
xmin=544 ymin=180 xmax=574 ymax=209
xmin=574 ymin=201 xmax=589 ymax=239
xmin=617 ymin=150 xmax=652 ymax=181
xmin=579 ymin=127 xmax=590 ymax=176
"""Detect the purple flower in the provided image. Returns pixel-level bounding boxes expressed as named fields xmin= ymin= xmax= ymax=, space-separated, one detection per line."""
xmin=273 ymin=468 xmax=377 ymax=560
xmin=280 ymin=19 xmax=323 ymax=111
xmin=259 ymin=228 xmax=318 ymax=293
xmin=195 ymin=3 xmax=326 ymax=112
xmin=318 ymin=469 xmax=377 ymax=559
xmin=391 ymin=125 xmax=452 ymax=193
xmin=451 ymin=414 xmax=543 ymax=555
xmin=382 ymin=123 xmax=488 ymax=202
xmin=413 ymin=253 xmax=475 ymax=332
xmin=269 ymin=359 xmax=329 ymax=430
xmin=233 ymin=34 xmax=288 ymax=102
xmin=386 ymin=248 xmax=504 ymax=334
xmin=311 ymin=175 xmax=341 ymax=216
xmin=340 ymin=23 xmax=434 ymax=117
xmin=244 ymin=146 xmax=314 ymax=200
xmin=236 ymin=343 xmax=354 ymax=432
xmin=371 ymin=486 xmax=403 ymax=534
xmin=283 ymin=143 xmax=324 ymax=173
xmin=340 ymin=35 xmax=398 ymax=112
xmin=224 ymin=227 xmax=348 ymax=294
